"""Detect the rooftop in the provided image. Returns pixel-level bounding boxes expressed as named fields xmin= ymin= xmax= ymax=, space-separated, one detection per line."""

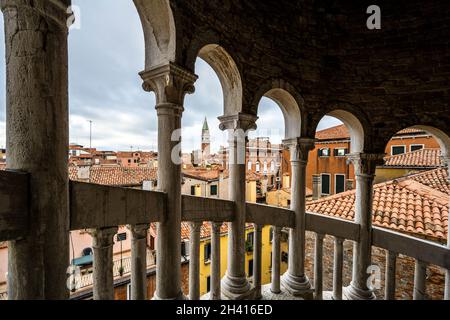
xmin=306 ymin=169 xmax=449 ymax=242
xmin=383 ymin=148 xmax=443 ymax=168
xmin=69 ymin=165 xmax=157 ymax=186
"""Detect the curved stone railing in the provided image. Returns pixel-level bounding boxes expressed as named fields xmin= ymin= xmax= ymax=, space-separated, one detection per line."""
xmin=1 ymin=172 xmax=448 ymax=300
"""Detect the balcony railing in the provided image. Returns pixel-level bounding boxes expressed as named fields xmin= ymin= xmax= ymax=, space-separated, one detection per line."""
xmin=1 ymin=170 xmax=449 ymax=300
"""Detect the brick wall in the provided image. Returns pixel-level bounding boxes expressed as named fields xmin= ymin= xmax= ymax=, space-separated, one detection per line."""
xmin=304 ymin=231 xmax=446 ymax=300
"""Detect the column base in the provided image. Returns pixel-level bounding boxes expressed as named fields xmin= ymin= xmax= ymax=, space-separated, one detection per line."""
xmin=153 ymin=290 xmax=187 ymax=300
xmin=280 ymin=272 xmax=314 ymax=299
xmin=343 ymin=283 xmax=376 ymax=300
xmin=221 ymin=273 xmax=255 ymax=300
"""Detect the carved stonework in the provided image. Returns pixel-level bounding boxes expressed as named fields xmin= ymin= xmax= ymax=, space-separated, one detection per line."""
xmin=348 ymin=153 xmax=385 ymax=176
xmin=1 ymin=0 xmax=72 ymax=30
xmin=140 ymin=62 xmax=198 ymax=106
xmin=89 ymin=227 xmax=118 ymax=249
xmin=283 ymin=137 xmax=316 ymax=164
xmin=128 ymin=224 xmax=150 ymax=240
xmin=218 ymin=113 xmax=258 ymax=132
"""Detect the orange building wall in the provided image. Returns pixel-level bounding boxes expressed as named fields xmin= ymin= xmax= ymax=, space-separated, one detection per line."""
xmin=284 ymin=134 xmax=439 ymax=196
xmin=385 ymin=135 xmax=440 ymax=156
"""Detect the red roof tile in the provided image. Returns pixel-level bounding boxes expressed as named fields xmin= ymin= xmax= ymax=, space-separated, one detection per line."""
xmin=383 ymin=149 xmax=442 ymax=168
xmin=306 ymin=174 xmax=449 ymax=241
xmin=69 ymin=166 xmax=157 ymax=186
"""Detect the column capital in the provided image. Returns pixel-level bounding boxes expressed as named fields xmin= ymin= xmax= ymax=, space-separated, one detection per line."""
xmin=128 ymin=224 xmax=150 ymax=240
xmin=283 ymin=137 xmax=316 ymax=163
xmin=218 ymin=113 xmax=258 ymax=132
xmin=1 ymin=0 xmax=72 ymax=31
xmin=140 ymin=62 xmax=198 ymax=106
xmin=189 ymin=222 xmax=202 ymax=233
xmin=89 ymin=227 xmax=118 ymax=249
xmin=211 ymin=222 xmax=222 ymax=234
xmin=347 ymin=152 xmax=385 ymax=177
xmin=253 ymin=224 xmax=263 ymax=233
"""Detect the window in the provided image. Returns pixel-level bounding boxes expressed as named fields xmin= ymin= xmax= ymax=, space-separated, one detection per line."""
xmin=247 ymin=161 xmax=252 ymax=171
xmin=206 ymin=276 xmax=211 ymax=293
xmin=410 ymin=144 xmax=424 ymax=152
xmin=318 ymin=148 xmax=330 ymax=157
xmin=248 ymin=259 xmax=254 ymax=277
xmin=287 ymin=199 xmax=291 ymax=207
xmin=204 ymin=242 xmax=211 ymax=263
xmin=270 ymin=161 xmax=275 ymax=173
xmin=269 ymin=227 xmax=274 ymax=243
xmin=247 ymin=232 xmax=254 ymax=246
xmin=334 ymin=148 xmax=348 ymax=157
xmin=191 ymin=186 xmax=196 ymax=195
xmin=335 ymin=174 xmax=345 ymax=194
xmin=391 ymin=145 xmax=406 ymax=156
xmin=82 ymin=248 xmax=93 ymax=256
xmin=263 ymin=161 xmax=268 ymax=174
xmin=321 ymin=174 xmax=331 ymax=195
xmin=255 ymin=162 xmax=260 ymax=173
xmin=210 ymin=185 xmax=218 ymax=196
xmin=128 ymin=159 xmax=131 ymax=163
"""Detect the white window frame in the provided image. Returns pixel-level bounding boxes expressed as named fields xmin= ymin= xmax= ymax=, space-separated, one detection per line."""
xmin=335 ymin=148 xmax=347 ymax=157
xmin=126 ymin=283 xmax=132 ymax=300
xmin=410 ymin=144 xmax=424 ymax=152
xmin=319 ymin=148 xmax=330 ymax=157
xmin=334 ymin=174 xmax=346 ymax=194
xmin=391 ymin=145 xmax=406 ymax=156
xmin=321 ymin=173 xmax=331 ymax=195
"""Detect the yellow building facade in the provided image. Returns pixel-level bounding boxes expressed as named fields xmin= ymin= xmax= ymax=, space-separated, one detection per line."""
xmin=198 ymin=225 xmax=289 ymax=296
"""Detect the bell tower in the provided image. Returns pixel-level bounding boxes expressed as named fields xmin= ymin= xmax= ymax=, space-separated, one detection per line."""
xmin=201 ymin=117 xmax=210 ymax=160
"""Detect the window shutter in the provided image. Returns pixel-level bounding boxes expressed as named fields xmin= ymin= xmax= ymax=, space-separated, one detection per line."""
xmin=333 ymin=149 xmax=338 ymax=156
xmin=318 ymin=149 xmax=323 ymax=157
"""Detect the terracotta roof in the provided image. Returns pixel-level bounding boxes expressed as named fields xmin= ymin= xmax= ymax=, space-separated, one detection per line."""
xmin=69 ymin=166 xmax=157 ymax=186
xmin=315 ymin=124 xmax=350 ymax=141
xmin=315 ymin=125 xmax=428 ymax=141
xmin=150 ymin=222 xmax=255 ymax=241
xmin=383 ymin=148 xmax=442 ymax=168
xmin=182 ymin=168 xmax=223 ymax=181
xmin=306 ymin=175 xmax=449 ymax=241
xmin=407 ymin=168 xmax=450 ymax=195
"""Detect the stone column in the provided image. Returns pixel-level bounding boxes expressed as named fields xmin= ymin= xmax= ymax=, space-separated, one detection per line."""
xmin=2 ymin=0 xmax=71 ymax=300
xmin=344 ymin=153 xmax=385 ymax=300
xmin=385 ymin=251 xmax=397 ymax=300
xmin=128 ymin=224 xmax=150 ymax=300
xmin=218 ymin=114 xmax=257 ymax=300
xmin=253 ymin=224 xmax=263 ymax=299
xmin=332 ymin=237 xmax=344 ymax=300
xmin=188 ymin=222 xmax=201 ymax=300
xmin=271 ymin=226 xmax=282 ymax=294
xmin=314 ymin=233 xmax=324 ymax=300
xmin=211 ymin=222 xmax=222 ymax=300
xmin=90 ymin=227 xmax=118 ymax=300
xmin=413 ymin=260 xmax=427 ymax=300
xmin=141 ymin=63 xmax=197 ymax=300
xmin=281 ymin=138 xmax=315 ymax=298
xmin=444 ymin=160 xmax=450 ymax=301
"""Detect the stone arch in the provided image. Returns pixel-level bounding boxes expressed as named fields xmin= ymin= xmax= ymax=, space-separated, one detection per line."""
xmin=310 ymin=101 xmax=371 ymax=153
xmin=194 ymin=44 xmax=243 ymax=116
xmin=410 ymin=126 xmax=450 ymax=160
xmin=253 ymin=79 xmax=303 ymax=140
xmin=133 ymin=0 xmax=176 ymax=69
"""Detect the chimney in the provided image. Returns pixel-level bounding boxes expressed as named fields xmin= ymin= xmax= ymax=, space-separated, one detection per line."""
xmin=312 ymin=174 xmax=321 ymax=200
xmin=346 ymin=179 xmax=354 ymax=191
xmin=77 ymin=165 xmax=91 ymax=181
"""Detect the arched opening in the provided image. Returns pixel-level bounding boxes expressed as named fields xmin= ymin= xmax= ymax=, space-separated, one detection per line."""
xmin=308 ymin=111 xmax=365 ymax=198
xmin=198 ymin=44 xmax=243 ymax=116
xmin=134 ymin=0 xmax=176 ymax=69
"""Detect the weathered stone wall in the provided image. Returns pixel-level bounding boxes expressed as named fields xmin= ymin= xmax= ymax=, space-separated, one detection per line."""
xmin=162 ymin=0 xmax=450 ymax=151
xmin=304 ymin=231 xmax=446 ymax=300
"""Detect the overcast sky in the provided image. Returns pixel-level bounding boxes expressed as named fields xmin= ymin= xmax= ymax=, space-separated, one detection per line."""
xmin=0 ymin=0 xmax=340 ymax=153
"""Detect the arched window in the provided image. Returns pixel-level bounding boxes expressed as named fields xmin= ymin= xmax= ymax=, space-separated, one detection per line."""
xmin=270 ymin=161 xmax=275 ymax=173
xmin=247 ymin=160 xmax=252 ymax=171
xmin=255 ymin=161 xmax=260 ymax=173
xmin=263 ymin=161 xmax=268 ymax=174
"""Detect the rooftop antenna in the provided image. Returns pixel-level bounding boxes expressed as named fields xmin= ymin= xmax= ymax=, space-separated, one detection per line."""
xmin=87 ymin=120 xmax=93 ymax=150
